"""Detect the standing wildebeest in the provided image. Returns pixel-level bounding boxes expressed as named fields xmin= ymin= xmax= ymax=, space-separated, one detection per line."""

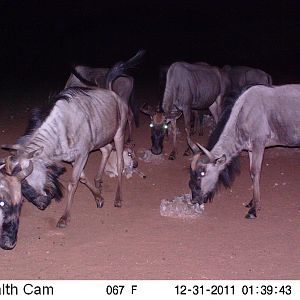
xmin=189 ymin=84 xmax=300 ymax=219
xmin=223 ymin=65 xmax=272 ymax=94
xmin=158 ymin=64 xmax=206 ymax=136
xmin=65 ymin=50 xmax=145 ymax=142
xmin=0 ymin=86 xmax=128 ymax=249
xmin=142 ymin=62 xmax=230 ymax=160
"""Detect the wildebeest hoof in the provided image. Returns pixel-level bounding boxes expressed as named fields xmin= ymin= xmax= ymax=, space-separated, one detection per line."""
xmin=245 ymin=212 xmax=257 ymax=219
xmin=96 ymin=200 xmax=104 ymax=208
xmin=56 ymin=217 xmax=69 ymax=228
xmin=168 ymin=153 xmax=176 ymax=160
xmin=114 ymin=201 xmax=122 ymax=208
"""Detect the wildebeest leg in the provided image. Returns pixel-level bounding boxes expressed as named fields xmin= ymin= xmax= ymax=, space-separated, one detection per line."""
xmin=126 ymin=108 xmax=134 ymax=144
xmin=79 ymin=171 xmax=103 ymax=208
xmin=183 ymin=107 xmax=192 ymax=156
xmin=209 ymin=97 xmax=221 ymax=123
xmin=246 ymin=143 xmax=265 ymax=219
xmin=191 ymin=110 xmax=204 ymax=136
xmin=190 ymin=110 xmax=196 ymax=135
xmin=198 ymin=111 xmax=205 ymax=136
xmin=94 ymin=144 xmax=113 ymax=207
xmin=113 ymin=133 xmax=124 ymax=207
xmin=168 ymin=119 xmax=177 ymax=160
xmin=245 ymin=150 xmax=254 ymax=208
xmin=57 ymin=154 xmax=89 ymax=228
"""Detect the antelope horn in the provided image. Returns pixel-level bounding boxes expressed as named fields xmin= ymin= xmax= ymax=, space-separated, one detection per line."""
xmin=0 ymin=157 xmax=6 ymax=165
xmin=16 ymin=160 xmax=33 ymax=181
xmin=196 ymin=143 xmax=215 ymax=162
xmin=1 ymin=144 xmax=21 ymax=151
xmin=188 ymin=139 xmax=201 ymax=154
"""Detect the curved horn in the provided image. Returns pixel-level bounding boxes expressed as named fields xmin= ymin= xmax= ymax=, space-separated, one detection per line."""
xmin=196 ymin=143 xmax=215 ymax=162
xmin=1 ymin=144 xmax=21 ymax=151
xmin=4 ymin=155 xmax=19 ymax=175
xmin=16 ymin=160 xmax=33 ymax=181
xmin=187 ymin=139 xmax=201 ymax=154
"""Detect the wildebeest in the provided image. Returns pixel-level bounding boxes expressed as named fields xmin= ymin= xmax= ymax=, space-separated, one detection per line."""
xmin=0 ymin=86 xmax=128 ymax=249
xmin=189 ymin=84 xmax=300 ymax=219
xmin=158 ymin=64 xmax=208 ymax=136
xmin=143 ymin=62 xmax=231 ymax=159
xmin=104 ymin=144 xmax=146 ymax=179
xmin=65 ymin=65 xmax=109 ymax=88
xmin=65 ymin=50 xmax=146 ymax=142
xmin=223 ymin=65 xmax=272 ymax=94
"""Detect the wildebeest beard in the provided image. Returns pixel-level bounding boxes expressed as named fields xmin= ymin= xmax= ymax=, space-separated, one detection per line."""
xmin=21 ymin=164 xmax=65 ymax=210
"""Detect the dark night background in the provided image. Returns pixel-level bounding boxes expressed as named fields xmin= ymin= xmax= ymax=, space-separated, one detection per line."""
xmin=0 ymin=0 xmax=300 ymax=93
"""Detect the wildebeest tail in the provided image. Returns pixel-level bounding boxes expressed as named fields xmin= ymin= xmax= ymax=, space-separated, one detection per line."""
xmin=105 ymin=49 xmax=146 ymax=89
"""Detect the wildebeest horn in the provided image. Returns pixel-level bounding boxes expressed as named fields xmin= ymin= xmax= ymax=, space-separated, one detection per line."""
xmin=140 ymin=103 xmax=156 ymax=116
xmin=1 ymin=144 xmax=21 ymax=151
xmin=16 ymin=160 xmax=33 ymax=181
xmin=188 ymin=139 xmax=201 ymax=154
xmin=196 ymin=143 xmax=215 ymax=162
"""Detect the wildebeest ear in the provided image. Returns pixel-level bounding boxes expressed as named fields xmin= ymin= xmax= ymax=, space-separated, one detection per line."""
xmin=140 ymin=103 xmax=155 ymax=116
xmin=214 ymin=154 xmax=226 ymax=166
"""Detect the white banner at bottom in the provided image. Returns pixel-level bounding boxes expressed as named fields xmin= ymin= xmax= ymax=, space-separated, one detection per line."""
xmin=0 ymin=280 xmax=299 ymax=299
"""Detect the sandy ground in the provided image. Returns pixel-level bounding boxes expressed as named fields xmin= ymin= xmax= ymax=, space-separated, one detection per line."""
xmin=0 ymin=83 xmax=299 ymax=280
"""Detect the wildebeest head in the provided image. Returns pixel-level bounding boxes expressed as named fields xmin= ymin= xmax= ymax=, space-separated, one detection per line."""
xmin=189 ymin=144 xmax=226 ymax=205
xmin=2 ymin=145 xmax=65 ymax=210
xmin=0 ymin=155 xmax=33 ymax=250
xmin=140 ymin=103 xmax=181 ymax=155
xmin=123 ymin=143 xmax=138 ymax=170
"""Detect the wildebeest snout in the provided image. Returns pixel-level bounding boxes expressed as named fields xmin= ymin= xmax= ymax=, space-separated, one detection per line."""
xmin=0 ymin=220 xmax=19 ymax=250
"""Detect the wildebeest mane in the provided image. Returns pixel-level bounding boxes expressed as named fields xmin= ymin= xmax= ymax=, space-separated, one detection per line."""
xmin=206 ymin=91 xmax=241 ymax=191
xmin=18 ymin=87 xmax=93 ymax=145
xmin=21 ymin=163 xmax=65 ymax=205
xmin=45 ymin=164 xmax=66 ymax=201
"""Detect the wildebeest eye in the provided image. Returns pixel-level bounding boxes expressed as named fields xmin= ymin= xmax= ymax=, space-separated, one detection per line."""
xmin=200 ymin=171 xmax=205 ymax=177
xmin=0 ymin=199 xmax=7 ymax=207
xmin=128 ymin=153 xmax=132 ymax=157
xmin=163 ymin=124 xmax=168 ymax=129
xmin=149 ymin=123 xmax=154 ymax=128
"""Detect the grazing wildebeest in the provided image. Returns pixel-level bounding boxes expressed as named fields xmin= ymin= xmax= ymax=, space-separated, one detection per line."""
xmin=0 ymin=86 xmax=128 ymax=249
xmin=223 ymin=65 xmax=272 ymax=93
xmin=0 ymin=158 xmax=33 ymax=250
xmin=189 ymin=84 xmax=300 ymax=219
xmin=143 ymin=62 xmax=230 ymax=159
